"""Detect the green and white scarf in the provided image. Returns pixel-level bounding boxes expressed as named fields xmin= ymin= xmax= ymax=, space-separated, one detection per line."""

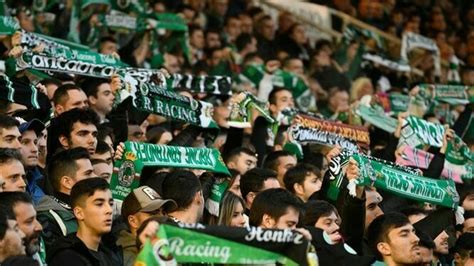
xmin=356 ymin=105 xmax=398 ymax=133
xmin=362 ymin=53 xmax=411 ymax=72
xmin=328 ymin=151 xmax=459 ymax=209
xmin=400 ymin=116 xmax=474 ymax=165
xmin=401 ymin=32 xmax=441 ymax=77
xmin=228 ymin=92 xmax=276 ymax=128
xmin=389 ymin=93 xmax=410 ymax=114
xmin=133 ymin=83 xmax=218 ymax=129
xmin=418 ymin=84 xmax=474 ymax=105
xmin=98 ymin=11 xmax=148 ymax=33
xmin=0 ymin=16 xmax=20 ymax=35
xmin=205 ymin=179 xmax=229 ymax=216
xmin=110 ymin=141 xmax=229 ymax=200
xmin=136 ymin=224 xmax=309 ymax=266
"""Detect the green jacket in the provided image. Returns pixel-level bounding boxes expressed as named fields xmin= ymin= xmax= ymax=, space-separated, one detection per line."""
xmin=36 ymin=195 xmax=78 ymax=253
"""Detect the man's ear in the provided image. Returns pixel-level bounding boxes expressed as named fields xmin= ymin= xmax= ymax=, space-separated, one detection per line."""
xmin=262 ymin=214 xmax=276 ymax=229
xmin=55 ymin=104 xmax=64 ymax=115
xmin=61 ymin=176 xmax=74 ymax=191
xmin=74 ymin=206 xmax=84 ymax=221
xmin=227 ymin=161 xmax=236 ymax=170
xmin=88 ymin=95 xmax=97 ymax=106
xmin=194 ymin=191 xmax=203 ymax=205
xmin=128 ymin=215 xmax=139 ymax=230
xmin=269 ymin=104 xmax=277 ymax=115
xmin=59 ymin=135 xmax=69 ymax=149
xmin=377 ymin=242 xmax=391 ymax=257
xmin=294 ymin=183 xmax=304 ymax=197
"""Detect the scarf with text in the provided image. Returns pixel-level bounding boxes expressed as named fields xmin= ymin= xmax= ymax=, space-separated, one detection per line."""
xmin=291 ymin=114 xmax=370 ymax=152
xmin=400 ymin=116 xmax=474 ymax=165
xmin=110 ymin=141 xmax=229 ymax=201
xmin=396 ymin=145 xmax=473 ymax=183
xmin=417 ymin=84 xmax=474 ymax=105
xmin=136 ymin=223 xmax=310 ymax=266
xmin=327 ymin=151 xmax=459 ymax=209
xmin=167 ymin=73 xmax=232 ymax=95
xmin=133 ymin=82 xmax=218 ymax=129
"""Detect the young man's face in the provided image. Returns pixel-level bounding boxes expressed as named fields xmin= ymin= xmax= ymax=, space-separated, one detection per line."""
xmin=0 ymin=127 xmax=21 ymax=149
xmin=0 ymin=219 xmax=25 ymax=257
xmin=365 ymin=189 xmax=384 ymax=230
xmin=13 ymin=202 xmax=42 ymax=255
xmin=89 ymin=83 xmax=115 ymax=115
xmin=433 ymin=230 xmax=449 ymax=255
xmin=228 ymin=174 xmax=241 ymax=198
xmin=270 ymin=90 xmax=294 ymax=116
xmin=275 ymin=155 xmax=296 ymax=185
xmin=61 ymin=122 xmax=98 ymax=155
xmin=20 ymin=130 xmax=39 ymax=168
xmin=0 ymin=160 xmax=26 ymax=192
xmin=463 ymin=218 xmax=474 ymax=233
xmin=380 ymin=224 xmax=422 ymax=264
xmin=301 ymin=173 xmax=322 ymax=202
xmin=127 ymin=125 xmax=146 ymax=142
xmin=463 ymin=194 xmax=474 ymax=211
xmin=77 ymin=189 xmax=114 ymax=235
xmin=271 ymin=207 xmax=299 ymax=230
xmin=315 ymin=211 xmax=341 ymax=243
xmin=74 ymin=159 xmax=95 ymax=182
xmin=99 ymin=41 xmax=118 ymax=55
xmin=56 ymin=89 xmax=89 ymax=115
xmin=91 ymin=152 xmax=113 ymax=183
xmin=229 ymin=152 xmax=257 ymax=175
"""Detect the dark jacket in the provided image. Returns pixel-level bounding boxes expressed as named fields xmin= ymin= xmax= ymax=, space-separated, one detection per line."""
xmin=26 ymin=167 xmax=45 ymax=205
xmin=47 ymin=234 xmax=118 ymax=266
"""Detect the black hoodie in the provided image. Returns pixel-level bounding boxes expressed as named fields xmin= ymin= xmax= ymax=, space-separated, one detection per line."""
xmin=47 ymin=234 xmax=120 ymax=266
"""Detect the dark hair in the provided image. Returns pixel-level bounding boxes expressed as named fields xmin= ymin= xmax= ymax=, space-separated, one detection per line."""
xmin=465 ymin=210 xmax=474 ymax=220
xmin=47 ymin=147 xmax=90 ymax=192
xmin=268 ymin=87 xmax=291 ymax=105
xmin=0 ymin=114 xmax=19 ymax=130
xmin=188 ymin=24 xmax=203 ymax=36
xmin=367 ymin=212 xmax=410 ymax=260
xmin=140 ymin=171 xmax=168 ymax=195
xmin=94 ymin=140 xmax=111 ymax=156
xmin=416 ymin=229 xmax=435 ymax=249
xmin=52 ymin=84 xmax=84 ymax=106
xmin=284 ymin=163 xmax=320 ymax=193
xmin=240 ymin=167 xmax=277 ymax=200
xmin=262 ymin=150 xmax=294 ymax=172
xmin=146 ymin=126 xmax=170 ymax=144
xmin=161 ymin=170 xmax=201 ymax=210
xmin=223 ymin=147 xmax=256 ymax=164
xmin=453 ymin=233 xmax=474 ymax=257
xmin=235 ymin=33 xmax=254 ymax=52
xmin=400 ymin=207 xmax=427 ymax=219
xmin=315 ymin=39 xmax=332 ymax=53
xmin=99 ymin=36 xmax=117 ymax=44
xmin=302 ymin=200 xmax=337 ymax=226
xmin=0 ymin=148 xmax=22 ymax=165
xmin=224 ymin=15 xmax=240 ymax=27
xmin=0 ymin=192 xmax=33 ymax=219
xmin=47 ymin=108 xmax=99 ymax=162
xmin=97 ymin=124 xmax=115 ymax=144
xmin=80 ymin=77 xmax=110 ymax=98
xmin=0 ymin=209 xmax=13 ymax=241
xmin=70 ymin=177 xmax=110 ymax=209
xmin=249 ymin=188 xmax=302 ymax=227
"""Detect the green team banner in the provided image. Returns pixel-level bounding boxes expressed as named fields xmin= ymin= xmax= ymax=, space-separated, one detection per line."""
xmin=401 ymin=116 xmax=474 ymax=165
xmin=0 ymin=16 xmax=20 ymax=35
xmin=110 ymin=141 xmax=229 ymax=200
xmin=356 ymin=105 xmax=398 ymax=133
xmin=135 ymin=224 xmax=310 ymax=266
xmin=228 ymin=92 xmax=276 ymax=128
xmin=133 ymin=83 xmax=218 ymax=129
xmin=327 ymin=151 xmax=459 ymax=209
xmin=418 ymin=84 xmax=474 ymax=105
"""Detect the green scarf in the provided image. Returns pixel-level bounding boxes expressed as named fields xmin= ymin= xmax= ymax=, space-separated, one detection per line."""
xmin=228 ymin=92 xmax=276 ymax=128
xmin=133 ymin=83 xmax=218 ymax=129
xmin=401 ymin=116 xmax=474 ymax=165
xmin=401 ymin=32 xmax=441 ymax=77
xmin=362 ymin=53 xmax=411 ymax=72
xmin=205 ymin=179 xmax=229 ymax=216
xmin=111 ymin=0 xmax=146 ymax=15
xmin=135 ymin=224 xmax=309 ymax=266
xmin=110 ymin=141 xmax=229 ymax=200
xmin=389 ymin=93 xmax=410 ymax=114
xmin=328 ymin=151 xmax=459 ymax=209
xmin=98 ymin=12 xmax=148 ymax=33
xmin=356 ymin=105 xmax=398 ymax=133
xmin=418 ymin=84 xmax=474 ymax=105
xmin=0 ymin=16 xmax=20 ymax=35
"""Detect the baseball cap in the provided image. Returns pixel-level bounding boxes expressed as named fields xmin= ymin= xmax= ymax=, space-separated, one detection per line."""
xmin=121 ymin=186 xmax=177 ymax=221
xmin=16 ymin=118 xmax=45 ymax=135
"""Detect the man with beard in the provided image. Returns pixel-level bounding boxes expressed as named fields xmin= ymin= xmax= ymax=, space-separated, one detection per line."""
xmin=0 ymin=192 xmax=44 ymax=265
xmin=367 ymin=212 xmax=422 ymax=265
xmin=0 ymin=209 xmax=26 ymax=263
